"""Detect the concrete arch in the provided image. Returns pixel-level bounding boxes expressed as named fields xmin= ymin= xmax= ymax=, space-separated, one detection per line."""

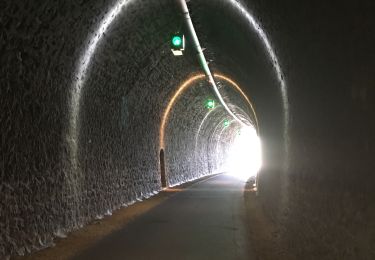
xmin=69 ymin=0 xmax=287 ymax=172
xmin=2 ymin=0 xmax=375 ymax=258
xmin=160 ymin=72 xmax=258 ymax=150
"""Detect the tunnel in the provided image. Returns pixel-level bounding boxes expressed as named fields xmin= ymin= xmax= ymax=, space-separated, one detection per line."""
xmin=1 ymin=0 xmax=374 ymax=259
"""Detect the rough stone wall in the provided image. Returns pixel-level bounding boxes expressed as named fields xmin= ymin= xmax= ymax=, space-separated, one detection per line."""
xmin=4 ymin=0 xmax=374 ymax=259
xmin=0 ymin=0 xmax=201 ymax=257
xmin=248 ymin=0 xmax=375 ymax=258
xmin=75 ymin=0 xmax=185 ymax=224
xmin=0 ymin=0 xmax=281 ymax=257
xmin=164 ymin=78 xmax=252 ymax=186
xmin=0 ymin=0 xmax=105 ymax=256
xmin=0 ymin=0 xmax=257 ymax=257
xmin=191 ymin=0 xmax=286 ymax=222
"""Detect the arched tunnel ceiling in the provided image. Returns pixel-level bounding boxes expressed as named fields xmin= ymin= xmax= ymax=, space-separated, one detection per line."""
xmin=160 ymin=73 xmax=259 ymax=149
xmin=73 ymin=0 xmax=288 ymax=170
xmin=1 ymin=0 xmax=375 ymax=258
xmin=1 ymin=1 xmax=289 ymax=255
xmin=75 ymin=0 xmax=288 ymax=190
xmin=162 ymin=74 xmax=257 ymax=185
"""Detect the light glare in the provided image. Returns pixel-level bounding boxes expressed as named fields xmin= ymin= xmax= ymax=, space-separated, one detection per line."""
xmin=205 ymin=99 xmax=215 ymax=109
xmin=225 ymin=126 xmax=262 ymax=181
xmin=172 ymin=36 xmax=182 ymax=47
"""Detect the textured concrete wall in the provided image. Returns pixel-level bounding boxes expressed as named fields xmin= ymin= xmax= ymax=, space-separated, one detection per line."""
xmin=249 ymin=0 xmax=375 ymax=258
xmin=0 ymin=0 xmax=254 ymax=257
xmin=0 ymin=0 xmax=196 ymax=256
xmin=0 ymin=0 xmax=95 ymax=256
xmin=190 ymin=0 xmax=287 ymax=224
xmin=164 ymin=78 xmax=252 ymax=186
xmin=192 ymin=0 xmax=375 ymax=258
xmin=2 ymin=0 xmax=374 ymax=259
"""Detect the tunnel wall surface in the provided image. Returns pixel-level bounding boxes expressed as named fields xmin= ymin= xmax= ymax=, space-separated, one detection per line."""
xmin=2 ymin=0 xmax=374 ymax=259
xmin=164 ymin=78 xmax=253 ymax=186
xmin=164 ymin=82 xmax=217 ymax=185
xmin=0 ymin=0 xmax=203 ymax=257
xmin=0 ymin=0 xmax=255 ymax=257
xmin=191 ymin=0 xmax=375 ymax=258
xmin=191 ymin=0 xmax=287 ymax=224
xmin=248 ymin=0 xmax=375 ymax=258
xmin=0 ymin=0 xmax=91 ymax=256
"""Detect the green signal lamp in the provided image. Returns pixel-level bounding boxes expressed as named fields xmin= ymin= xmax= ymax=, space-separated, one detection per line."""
xmin=223 ymin=119 xmax=230 ymax=127
xmin=172 ymin=36 xmax=183 ymax=47
xmin=205 ymin=99 xmax=215 ymax=109
xmin=171 ymin=33 xmax=185 ymax=56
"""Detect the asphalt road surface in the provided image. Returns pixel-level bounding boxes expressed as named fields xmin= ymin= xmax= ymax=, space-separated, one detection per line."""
xmin=72 ymin=174 xmax=253 ymax=260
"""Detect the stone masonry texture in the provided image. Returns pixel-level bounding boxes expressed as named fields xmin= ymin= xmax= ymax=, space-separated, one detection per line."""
xmin=1 ymin=0 xmax=375 ymax=259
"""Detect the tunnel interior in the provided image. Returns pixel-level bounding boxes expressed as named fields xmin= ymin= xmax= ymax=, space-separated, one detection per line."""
xmin=1 ymin=0 xmax=375 ymax=258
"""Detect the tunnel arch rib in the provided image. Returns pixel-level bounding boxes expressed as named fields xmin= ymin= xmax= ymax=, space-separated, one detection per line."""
xmin=69 ymin=0 xmax=289 ymax=170
xmin=159 ymin=73 xmax=258 ymax=150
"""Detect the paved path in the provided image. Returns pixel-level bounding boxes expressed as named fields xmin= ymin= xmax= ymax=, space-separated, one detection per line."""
xmin=72 ymin=174 xmax=253 ymax=260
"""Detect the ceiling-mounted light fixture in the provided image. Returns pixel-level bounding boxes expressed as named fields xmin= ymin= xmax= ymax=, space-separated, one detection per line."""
xmin=171 ymin=33 xmax=185 ymax=56
xmin=205 ymin=99 xmax=215 ymax=109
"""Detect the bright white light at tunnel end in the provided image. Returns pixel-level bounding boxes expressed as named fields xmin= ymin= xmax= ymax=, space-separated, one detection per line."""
xmin=67 ymin=0 xmax=286 ymax=185
xmin=225 ymin=126 xmax=262 ymax=182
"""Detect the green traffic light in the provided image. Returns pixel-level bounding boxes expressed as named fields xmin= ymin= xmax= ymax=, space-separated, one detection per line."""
xmin=224 ymin=119 xmax=230 ymax=127
xmin=172 ymin=36 xmax=182 ymax=47
xmin=205 ymin=99 xmax=215 ymax=109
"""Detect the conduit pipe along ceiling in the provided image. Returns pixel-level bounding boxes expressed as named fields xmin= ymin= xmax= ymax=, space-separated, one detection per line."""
xmin=160 ymin=73 xmax=259 ymax=150
xmin=69 ymin=0 xmax=289 ymax=166
xmin=177 ymin=0 xmax=246 ymax=127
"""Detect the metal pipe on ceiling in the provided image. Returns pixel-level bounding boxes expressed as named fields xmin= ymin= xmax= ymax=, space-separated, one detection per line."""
xmin=176 ymin=0 xmax=247 ymax=127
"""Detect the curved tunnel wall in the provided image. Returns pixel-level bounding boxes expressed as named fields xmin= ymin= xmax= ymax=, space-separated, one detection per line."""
xmin=1 ymin=0 xmax=275 ymax=256
xmin=0 ymin=0 xmax=194 ymax=255
xmin=254 ymin=1 xmax=375 ymax=258
xmin=2 ymin=0 xmax=374 ymax=259
xmin=163 ymin=74 xmax=254 ymax=186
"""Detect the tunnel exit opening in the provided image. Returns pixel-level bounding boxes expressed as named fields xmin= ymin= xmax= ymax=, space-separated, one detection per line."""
xmin=160 ymin=149 xmax=167 ymax=188
xmin=224 ymin=125 xmax=262 ymax=182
